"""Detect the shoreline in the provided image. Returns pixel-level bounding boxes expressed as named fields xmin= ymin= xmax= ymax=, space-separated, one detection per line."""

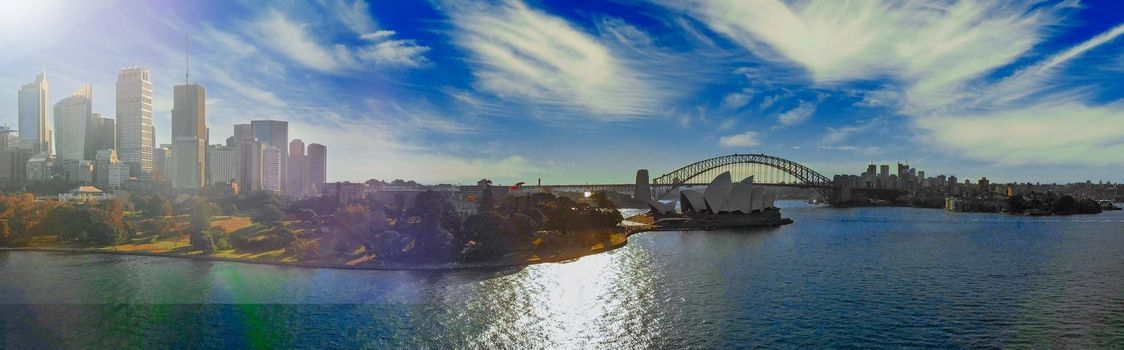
xmin=0 ymin=230 xmax=645 ymax=271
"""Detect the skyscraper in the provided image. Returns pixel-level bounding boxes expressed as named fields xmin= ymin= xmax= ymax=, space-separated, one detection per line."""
xmin=307 ymin=143 xmax=326 ymax=194
xmin=287 ymin=139 xmax=308 ymax=198
xmin=251 ymin=120 xmax=288 ymax=193
xmin=171 ymin=83 xmax=206 ymax=191
xmin=261 ymin=145 xmax=282 ymax=193
xmin=232 ymin=124 xmax=261 ymax=192
xmin=90 ymin=113 xmax=116 ymax=155
xmin=53 ymin=84 xmax=93 ymax=161
xmin=18 ymin=71 xmax=50 ymax=153
xmin=116 ymin=66 xmax=154 ymax=176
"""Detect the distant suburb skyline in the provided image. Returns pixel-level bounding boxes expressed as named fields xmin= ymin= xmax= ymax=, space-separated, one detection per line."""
xmin=1 ymin=0 xmax=1123 ymax=184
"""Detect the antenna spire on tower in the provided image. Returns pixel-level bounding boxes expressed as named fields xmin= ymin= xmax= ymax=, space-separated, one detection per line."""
xmin=185 ymin=32 xmax=190 ymax=84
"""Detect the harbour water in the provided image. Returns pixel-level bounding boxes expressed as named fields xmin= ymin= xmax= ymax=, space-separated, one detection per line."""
xmin=3 ymin=201 xmax=1124 ymax=348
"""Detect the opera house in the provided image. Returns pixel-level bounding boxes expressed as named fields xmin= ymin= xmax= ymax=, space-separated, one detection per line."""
xmin=637 ymin=170 xmax=791 ymax=228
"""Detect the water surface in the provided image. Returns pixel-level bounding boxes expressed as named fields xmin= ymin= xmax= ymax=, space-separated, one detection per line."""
xmin=3 ymin=202 xmax=1124 ymax=348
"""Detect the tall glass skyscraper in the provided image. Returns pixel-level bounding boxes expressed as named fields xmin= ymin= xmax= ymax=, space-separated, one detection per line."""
xmin=18 ymin=71 xmax=50 ymax=154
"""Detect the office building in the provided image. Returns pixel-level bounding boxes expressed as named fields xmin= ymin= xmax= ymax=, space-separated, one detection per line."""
xmin=251 ymin=120 xmax=288 ymax=193
xmin=232 ymin=124 xmax=260 ymax=192
xmin=287 ymin=139 xmax=308 ymax=197
xmin=0 ymin=137 xmax=30 ymax=187
xmin=58 ymin=158 xmax=93 ymax=184
xmin=153 ymin=145 xmax=170 ymax=180
xmin=261 ymin=145 xmax=282 ymax=193
xmin=171 ymin=83 xmax=206 ymax=190
xmin=26 ymin=151 xmax=54 ymax=182
xmin=207 ymin=145 xmax=237 ymax=186
xmin=307 ymin=143 xmax=326 ymax=191
xmin=18 ymin=71 xmax=50 ymax=153
xmin=90 ymin=114 xmax=116 ymax=155
xmin=53 ymin=84 xmax=94 ymax=161
xmin=95 ymin=149 xmax=129 ymax=189
xmin=116 ymin=66 xmax=154 ymax=176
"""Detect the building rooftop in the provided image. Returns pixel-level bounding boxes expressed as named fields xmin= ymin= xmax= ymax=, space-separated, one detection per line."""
xmin=68 ymin=186 xmax=105 ymax=194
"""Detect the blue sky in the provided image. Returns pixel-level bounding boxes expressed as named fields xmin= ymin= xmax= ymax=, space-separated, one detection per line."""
xmin=1 ymin=0 xmax=1123 ymax=184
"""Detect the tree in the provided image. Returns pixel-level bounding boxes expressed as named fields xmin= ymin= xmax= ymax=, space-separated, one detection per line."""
xmin=590 ymin=191 xmax=617 ymax=209
xmin=253 ymin=204 xmax=284 ymax=226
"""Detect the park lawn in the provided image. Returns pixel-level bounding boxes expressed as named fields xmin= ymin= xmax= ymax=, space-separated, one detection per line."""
xmin=211 ymin=216 xmax=253 ymax=233
xmin=110 ymin=235 xmax=190 ymax=253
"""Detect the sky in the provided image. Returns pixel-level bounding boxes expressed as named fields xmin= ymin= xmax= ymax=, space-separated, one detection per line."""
xmin=1 ymin=0 xmax=1123 ymax=185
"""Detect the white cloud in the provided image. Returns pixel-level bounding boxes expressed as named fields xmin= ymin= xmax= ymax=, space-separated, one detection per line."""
xmin=916 ymin=102 xmax=1124 ymax=166
xmin=720 ymin=88 xmax=753 ymax=109
xmin=360 ymin=30 xmax=396 ymax=41
xmin=777 ymin=101 xmax=815 ymax=126
xmin=445 ymin=0 xmax=668 ymax=120
xmin=356 ymin=39 xmax=430 ymax=67
xmin=250 ymin=9 xmax=428 ymax=72
xmin=719 ymin=130 xmax=761 ymax=147
xmin=718 ymin=117 xmax=737 ymax=130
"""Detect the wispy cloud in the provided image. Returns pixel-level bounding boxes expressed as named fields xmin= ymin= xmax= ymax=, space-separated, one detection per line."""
xmin=777 ymin=101 xmax=815 ymax=126
xmin=444 ymin=0 xmax=670 ymax=120
xmin=720 ymin=88 xmax=754 ymax=110
xmin=250 ymin=9 xmax=428 ymax=72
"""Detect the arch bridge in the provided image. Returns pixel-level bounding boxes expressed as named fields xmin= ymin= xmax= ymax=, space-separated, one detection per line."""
xmin=648 ymin=154 xmax=834 ymax=200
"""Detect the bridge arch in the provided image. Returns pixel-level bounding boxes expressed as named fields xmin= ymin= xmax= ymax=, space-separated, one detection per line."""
xmin=650 ymin=154 xmax=833 ymax=199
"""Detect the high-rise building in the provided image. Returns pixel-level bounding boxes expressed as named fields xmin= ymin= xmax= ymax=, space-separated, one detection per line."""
xmin=232 ymin=124 xmax=260 ymax=192
xmin=307 ymin=143 xmax=326 ymax=193
xmin=95 ymin=149 xmax=129 ymax=189
xmin=0 ymin=127 xmax=30 ymax=188
xmin=90 ymin=114 xmax=116 ymax=155
xmin=53 ymin=84 xmax=94 ymax=161
xmin=261 ymin=145 xmax=282 ymax=193
xmin=153 ymin=145 xmax=170 ymax=180
xmin=116 ymin=66 xmax=154 ymax=176
xmin=171 ymin=83 xmax=206 ymax=191
xmin=879 ymin=164 xmax=890 ymax=178
xmin=18 ymin=71 xmax=50 ymax=154
xmin=287 ymin=139 xmax=308 ymax=198
xmin=207 ymin=145 xmax=237 ymax=186
xmin=251 ymin=120 xmax=288 ymax=193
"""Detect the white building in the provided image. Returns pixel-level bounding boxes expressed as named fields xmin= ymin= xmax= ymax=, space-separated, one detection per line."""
xmin=171 ymin=83 xmax=206 ymax=191
xmin=116 ymin=66 xmax=154 ymax=176
xmin=18 ymin=71 xmax=50 ymax=153
xmin=207 ymin=145 xmax=237 ymax=186
xmin=53 ymin=84 xmax=93 ymax=161
xmin=261 ymin=145 xmax=282 ymax=193
xmin=59 ymin=186 xmax=115 ymax=202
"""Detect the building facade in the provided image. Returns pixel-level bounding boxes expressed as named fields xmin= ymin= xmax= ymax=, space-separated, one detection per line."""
xmin=307 ymin=143 xmax=326 ymax=193
xmin=287 ymin=139 xmax=308 ymax=198
xmin=207 ymin=145 xmax=237 ymax=186
xmin=116 ymin=66 xmax=155 ymax=176
xmin=171 ymin=83 xmax=206 ymax=191
xmin=261 ymin=145 xmax=282 ymax=193
xmin=18 ymin=71 xmax=51 ymax=154
xmin=251 ymin=120 xmax=288 ymax=193
xmin=53 ymin=84 xmax=94 ymax=161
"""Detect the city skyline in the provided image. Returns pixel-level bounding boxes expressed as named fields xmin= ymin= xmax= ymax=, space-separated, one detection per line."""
xmin=1 ymin=1 xmax=1123 ymax=185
